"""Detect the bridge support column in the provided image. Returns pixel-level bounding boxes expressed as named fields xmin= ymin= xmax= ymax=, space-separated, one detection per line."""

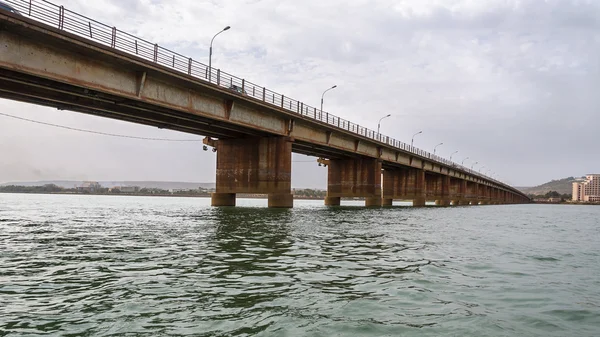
xmin=433 ymin=175 xmax=451 ymax=206
xmin=325 ymin=157 xmax=382 ymax=207
xmin=212 ymin=192 xmax=236 ymax=206
xmin=211 ymin=136 xmax=293 ymax=208
xmin=382 ymin=167 xmax=426 ymax=207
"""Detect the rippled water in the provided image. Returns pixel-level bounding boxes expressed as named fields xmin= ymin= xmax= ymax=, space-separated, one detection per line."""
xmin=1 ymin=194 xmax=599 ymax=336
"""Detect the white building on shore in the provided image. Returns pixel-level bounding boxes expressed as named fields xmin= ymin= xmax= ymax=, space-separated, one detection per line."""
xmin=572 ymin=174 xmax=600 ymax=202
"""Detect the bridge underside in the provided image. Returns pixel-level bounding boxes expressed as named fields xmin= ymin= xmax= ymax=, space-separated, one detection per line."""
xmin=0 ymin=13 xmax=531 ymax=207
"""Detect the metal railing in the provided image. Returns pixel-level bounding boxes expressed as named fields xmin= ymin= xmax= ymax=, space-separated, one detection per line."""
xmin=3 ymin=0 xmax=518 ymax=193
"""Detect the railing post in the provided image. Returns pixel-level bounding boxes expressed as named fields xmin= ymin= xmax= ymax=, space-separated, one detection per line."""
xmin=300 ymin=102 xmax=303 ymax=114
xmin=28 ymin=0 xmax=32 ymax=16
xmin=58 ymin=6 xmax=64 ymax=30
xmin=314 ymin=107 xmax=317 ymax=119
xmin=262 ymin=87 xmax=266 ymax=101
xmin=172 ymin=55 xmax=175 ymax=68
xmin=153 ymin=44 xmax=158 ymax=62
xmin=217 ymin=69 xmax=220 ymax=86
xmin=281 ymin=95 xmax=284 ymax=108
xmin=135 ymin=40 xmax=138 ymax=54
xmin=187 ymin=58 xmax=192 ymax=75
xmin=326 ymin=113 xmax=329 ymax=124
xmin=88 ymin=22 xmax=92 ymax=38
xmin=112 ymin=27 xmax=117 ymax=48
xmin=242 ymin=79 xmax=245 ymax=93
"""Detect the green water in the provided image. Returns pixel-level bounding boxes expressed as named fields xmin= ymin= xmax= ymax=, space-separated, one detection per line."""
xmin=1 ymin=194 xmax=599 ymax=336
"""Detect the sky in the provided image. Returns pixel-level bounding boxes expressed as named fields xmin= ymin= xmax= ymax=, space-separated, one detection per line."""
xmin=1 ymin=0 xmax=599 ymax=188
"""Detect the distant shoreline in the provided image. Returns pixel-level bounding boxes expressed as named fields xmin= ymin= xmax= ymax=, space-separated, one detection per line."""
xmin=0 ymin=191 xmax=325 ymax=200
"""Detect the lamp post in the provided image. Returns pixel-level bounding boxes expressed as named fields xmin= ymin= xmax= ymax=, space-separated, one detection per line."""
xmin=411 ymin=131 xmax=422 ymax=147
xmin=208 ymin=26 xmax=231 ymax=82
xmin=377 ymin=114 xmax=391 ymax=136
xmin=433 ymin=142 xmax=443 ymax=155
xmin=450 ymin=151 xmax=458 ymax=161
xmin=320 ymin=85 xmax=337 ymax=113
xmin=461 ymin=157 xmax=469 ymax=166
xmin=471 ymin=161 xmax=478 ymax=170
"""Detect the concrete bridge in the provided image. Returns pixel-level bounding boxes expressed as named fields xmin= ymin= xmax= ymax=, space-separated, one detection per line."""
xmin=0 ymin=1 xmax=530 ymax=208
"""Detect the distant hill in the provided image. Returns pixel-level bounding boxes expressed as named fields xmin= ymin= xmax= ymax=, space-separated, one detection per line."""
xmin=0 ymin=180 xmax=215 ymax=190
xmin=517 ymin=177 xmax=582 ymax=195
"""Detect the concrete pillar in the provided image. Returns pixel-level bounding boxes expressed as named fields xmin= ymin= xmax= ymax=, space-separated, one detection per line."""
xmin=435 ymin=199 xmax=451 ymax=206
xmin=324 ymin=196 xmax=341 ymax=206
xmin=383 ymin=168 xmax=426 ymax=207
xmin=434 ymin=176 xmax=451 ymax=206
xmin=211 ymin=192 xmax=236 ymax=206
xmin=212 ymin=136 xmax=293 ymax=208
xmin=365 ymin=197 xmax=383 ymax=207
xmin=413 ymin=197 xmax=426 ymax=207
xmin=326 ymin=157 xmax=381 ymax=207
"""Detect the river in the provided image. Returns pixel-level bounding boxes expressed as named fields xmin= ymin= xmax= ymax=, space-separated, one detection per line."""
xmin=1 ymin=193 xmax=599 ymax=336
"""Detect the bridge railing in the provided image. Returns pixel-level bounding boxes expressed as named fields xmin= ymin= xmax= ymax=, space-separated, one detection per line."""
xmin=4 ymin=0 xmax=516 ymax=192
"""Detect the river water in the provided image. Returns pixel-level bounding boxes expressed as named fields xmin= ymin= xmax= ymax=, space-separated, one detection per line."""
xmin=1 ymin=193 xmax=599 ymax=336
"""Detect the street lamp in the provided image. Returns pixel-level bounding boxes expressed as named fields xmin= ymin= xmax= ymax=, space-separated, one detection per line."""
xmin=411 ymin=131 xmax=422 ymax=147
xmin=471 ymin=161 xmax=478 ymax=170
xmin=450 ymin=151 xmax=458 ymax=161
xmin=320 ymin=85 xmax=337 ymax=113
xmin=377 ymin=114 xmax=391 ymax=136
xmin=433 ymin=142 xmax=443 ymax=155
xmin=461 ymin=157 xmax=469 ymax=165
xmin=208 ymin=26 xmax=231 ymax=82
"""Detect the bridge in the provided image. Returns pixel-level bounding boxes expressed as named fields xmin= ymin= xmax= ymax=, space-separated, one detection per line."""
xmin=0 ymin=0 xmax=530 ymax=208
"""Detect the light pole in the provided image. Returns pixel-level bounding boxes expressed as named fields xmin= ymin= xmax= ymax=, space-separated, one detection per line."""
xmin=461 ymin=157 xmax=469 ymax=166
xmin=450 ymin=151 xmax=458 ymax=161
xmin=208 ymin=26 xmax=231 ymax=82
xmin=411 ymin=131 xmax=422 ymax=147
xmin=471 ymin=161 xmax=478 ymax=170
xmin=320 ymin=85 xmax=337 ymax=113
xmin=377 ymin=114 xmax=391 ymax=136
xmin=433 ymin=142 xmax=443 ymax=155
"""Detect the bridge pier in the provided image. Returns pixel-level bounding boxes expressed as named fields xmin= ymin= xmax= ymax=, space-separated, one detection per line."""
xmin=211 ymin=136 xmax=293 ymax=208
xmin=382 ymin=168 xmax=426 ymax=207
xmin=325 ymin=157 xmax=382 ymax=207
xmin=430 ymin=175 xmax=451 ymax=206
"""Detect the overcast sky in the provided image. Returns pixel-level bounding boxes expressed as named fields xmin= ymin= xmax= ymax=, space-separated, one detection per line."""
xmin=1 ymin=0 xmax=599 ymax=188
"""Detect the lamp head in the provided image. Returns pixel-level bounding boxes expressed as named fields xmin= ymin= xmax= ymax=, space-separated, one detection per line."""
xmin=223 ymin=26 xmax=231 ymax=31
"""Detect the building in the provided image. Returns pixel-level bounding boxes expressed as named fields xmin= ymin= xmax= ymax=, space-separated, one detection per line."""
xmin=572 ymin=174 xmax=600 ymax=202
xmin=76 ymin=181 xmax=102 ymax=193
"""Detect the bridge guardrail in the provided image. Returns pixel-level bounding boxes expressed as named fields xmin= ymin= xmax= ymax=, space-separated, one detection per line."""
xmin=4 ymin=0 xmax=519 ymax=193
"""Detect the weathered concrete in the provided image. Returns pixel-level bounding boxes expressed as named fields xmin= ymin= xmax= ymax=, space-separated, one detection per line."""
xmin=268 ymin=193 xmax=294 ymax=208
xmin=326 ymin=157 xmax=382 ymax=207
xmin=382 ymin=168 xmax=427 ymax=206
xmin=211 ymin=192 xmax=236 ymax=206
xmin=413 ymin=197 xmax=426 ymax=207
xmin=365 ymin=197 xmax=383 ymax=207
xmin=435 ymin=199 xmax=451 ymax=206
xmin=212 ymin=136 xmax=292 ymax=208
xmin=324 ymin=196 xmax=341 ymax=206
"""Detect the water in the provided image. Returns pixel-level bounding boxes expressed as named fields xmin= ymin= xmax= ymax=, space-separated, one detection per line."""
xmin=1 ymin=194 xmax=599 ymax=336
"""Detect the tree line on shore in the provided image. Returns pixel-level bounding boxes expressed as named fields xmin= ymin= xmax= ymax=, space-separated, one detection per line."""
xmin=0 ymin=184 xmax=327 ymax=198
